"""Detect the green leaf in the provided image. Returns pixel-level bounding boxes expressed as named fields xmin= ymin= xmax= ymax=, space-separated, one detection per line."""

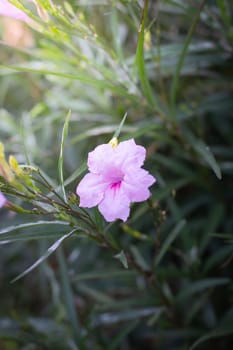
xmin=204 ymin=245 xmax=233 ymax=273
xmin=113 ymin=112 xmax=127 ymax=139
xmin=69 ymin=125 xmax=135 ymax=145
xmin=155 ymin=153 xmax=195 ymax=178
xmin=130 ymin=245 xmax=150 ymax=271
xmin=0 ymin=64 xmax=131 ymax=98
xmin=155 ymin=220 xmax=186 ymax=265
xmin=114 ymin=250 xmax=128 ymax=269
xmin=169 ymin=0 xmax=206 ymax=118
xmin=0 ymin=221 xmax=70 ymax=242
xmin=77 ymin=283 xmax=114 ymax=304
xmin=110 ymin=6 xmax=124 ymax=63
xmin=57 ymin=247 xmax=84 ymax=349
xmin=217 ymin=0 xmax=231 ymax=29
xmin=194 ymin=140 xmax=222 ymax=180
xmin=58 ymin=110 xmax=70 ymax=202
xmin=109 ymin=320 xmax=139 ymax=350
xmin=176 ymin=278 xmax=231 ymax=303
xmin=189 ymin=324 xmax=233 ymax=350
xmin=154 ymin=178 xmax=193 ymax=201
xmin=211 ymin=233 xmax=233 ymax=239
xmin=183 ymin=129 xmax=222 ymax=179
xmin=12 ymin=229 xmax=75 ymax=282
xmin=200 ymin=203 xmax=224 ymax=253
xmin=135 ymin=0 xmax=161 ymax=112
xmin=92 ymin=307 xmax=165 ymax=326
xmin=63 ymin=160 xmax=87 ymax=187
xmin=72 ymin=270 xmax=136 ymax=282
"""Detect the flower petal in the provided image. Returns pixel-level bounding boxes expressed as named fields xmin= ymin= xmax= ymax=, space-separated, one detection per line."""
xmin=122 ymin=168 xmax=156 ymax=202
xmin=87 ymin=143 xmax=114 ymax=174
xmin=0 ymin=0 xmax=30 ymax=21
xmin=98 ymin=186 xmax=130 ymax=222
xmin=0 ymin=192 xmax=6 ymax=207
xmin=76 ymin=173 xmax=109 ymax=208
xmin=115 ymin=139 xmax=146 ymax=170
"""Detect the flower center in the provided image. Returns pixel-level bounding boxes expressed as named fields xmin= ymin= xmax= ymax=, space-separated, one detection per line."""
xmin=110 ymin=171 xmax=124 ymax=191
xmin=110 ymin=181 xmax=122 ymax=190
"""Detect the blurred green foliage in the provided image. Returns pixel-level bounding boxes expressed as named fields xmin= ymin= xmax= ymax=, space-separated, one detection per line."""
xmin=0 ymin=0 xmax=233 ymax=349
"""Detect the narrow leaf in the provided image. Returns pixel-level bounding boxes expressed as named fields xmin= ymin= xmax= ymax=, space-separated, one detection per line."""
xmin=217 ymin=0 xmax=231 ymax=28
xmin=113 ymin=112 xmax=127 ymax=139
xmin=0 ymin=65 xmax=131 ymax=97
xmin=72 ymin=270 xmax=136 ymax=282
xmin=135 ymin=0 xmax=160 ymax=111
xmin=114 ymin=250 xmax=128 ymax=269
xmin=0 ymin=221 xmax=70 ymax=243
xmin=58 ymin=110 xmax=70 ymax=202
xmin=204 ymin=245 xmax=233 ymax=274
xmin=57 ymin=247 xmax=83 ymax=348
xmin=109 ymin=320 xmax=139 ymax=350
xmin=170 ymin=0 xmax=206 ymax=118
xmin=194 ymin=140 xmax=222 ymax=180
xmin=176 ymin=278 xmax=230 ymax=303
xmin=183 ymin=128 xmax=222 ymax=179
xmin=155 ymin=220 xmax=186 ymax=265
xmin=11 ymin=230 xmax=75 ymax=282
xmin=189 ymin=324 xmax=233 ymax=350
xmin=92 ymin=307 xmax=164 ymax=326
xmin=59 ymin=161 xmax=87 ymax=189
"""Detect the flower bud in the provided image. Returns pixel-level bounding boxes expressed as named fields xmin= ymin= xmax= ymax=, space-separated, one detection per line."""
xmin=109 ymin=137 xmax=118 ymax=149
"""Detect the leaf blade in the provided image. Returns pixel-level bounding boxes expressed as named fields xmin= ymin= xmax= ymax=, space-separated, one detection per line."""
xmin=155 ymin=220 xmax=186 ymax=265
xmin=58 ymin=110 xmax=70 ymax=202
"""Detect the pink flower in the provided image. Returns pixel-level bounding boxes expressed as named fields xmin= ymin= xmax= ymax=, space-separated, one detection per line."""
xmin=0 ymin=0 xmax=33 ymax=21
xmin=0 ymin=192 xmax=6 ymax=207
xmin=76 ymin=139 xmax=156 ymax=222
